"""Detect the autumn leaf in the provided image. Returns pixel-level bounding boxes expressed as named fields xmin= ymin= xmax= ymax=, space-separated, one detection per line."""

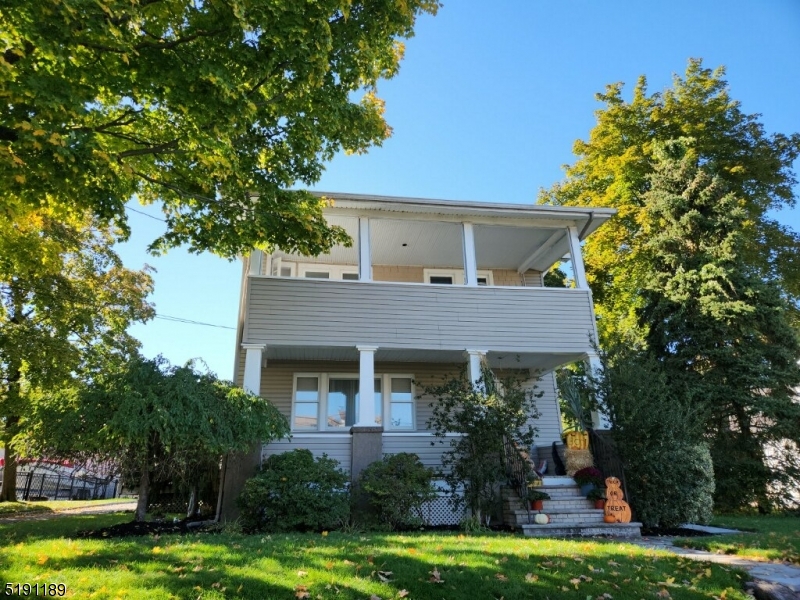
xmin=570 ymin=578 xmax=582 ymax=589
xmin=429 ymin=567 xmax=444 ymax=583
xmin=295 ymin=584 xmax=310 ymax=599
xmin=495 ymin=573 xmax=508 ymax=581
xmin=656 ymin=589 xmax=671 ymax=599
xmin=397 ymin=591 xmax=409 ymax=598
xmin=525 ymin=573 xmax=539 ymax=582
xmin=377 ymin=571 xmax=393 ymax=582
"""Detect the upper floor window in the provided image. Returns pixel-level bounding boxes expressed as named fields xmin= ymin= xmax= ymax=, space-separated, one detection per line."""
xmin=423 ymin=269 xmax=493 ymax=286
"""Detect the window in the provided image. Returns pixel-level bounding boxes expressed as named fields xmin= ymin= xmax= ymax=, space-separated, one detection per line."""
xmin=424 ymin=269 xmax=494 ymax=286
xmin=298 ymin=264 xmax=359 ymax=280
xmin=304 ymin=271 xmax=330 ymax=279
xmin=388 ymin=377 xmax=415 ymax=429
xmin=293 ymin=376 xmax=320 ymax=429
xmin=292 ymin=374 xmax=409 ymax=431
xmin=294 ymin=374 xmax=382 ymax=431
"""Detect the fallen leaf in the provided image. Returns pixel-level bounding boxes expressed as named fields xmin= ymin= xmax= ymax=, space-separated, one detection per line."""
xmin=495 ymin=573 xmax=508 ymax=581
xmin=398 ymin=591 xmax=409 ymax=598
xmin=656 ymin=590 xmax=671 ymax=599
xmin=295 ymin=584 xmax=310 ymax=599
xmin=525 ymin=573 xmax=538 ymax=582
xmin=429 ymin=567 xmax=444 ymax=583
xmin=377 ymin=571 xmax=393 ymax=582
xmin=297 ymin=570 xmax=308 ymax=577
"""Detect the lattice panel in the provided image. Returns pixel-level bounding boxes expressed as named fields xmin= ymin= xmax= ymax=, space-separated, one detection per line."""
xmin=421 ymin=491 xmax=465 ymax=526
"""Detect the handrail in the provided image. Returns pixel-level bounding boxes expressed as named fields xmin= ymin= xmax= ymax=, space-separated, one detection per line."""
xmin=501 ymin=436 xmax=531 ymax=522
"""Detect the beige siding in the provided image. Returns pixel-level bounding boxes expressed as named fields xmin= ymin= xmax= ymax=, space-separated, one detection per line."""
xmin=373 ymin=265 xmax=425 ymax=283
xmin=245 ymin=278 xmax=595 ymax=354
xmin=252 ymin=360 xmax=562 ymax=473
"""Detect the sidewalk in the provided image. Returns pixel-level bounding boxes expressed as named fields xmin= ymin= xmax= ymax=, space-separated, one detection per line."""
xmin=0 ymin=500 xmax=136 ymax=524
xmin=628 ymin=536 xmax=800 ymax=598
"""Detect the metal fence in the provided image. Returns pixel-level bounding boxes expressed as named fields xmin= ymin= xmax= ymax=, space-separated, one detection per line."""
xmin=0 ymin=470 xmax=118 ymax=501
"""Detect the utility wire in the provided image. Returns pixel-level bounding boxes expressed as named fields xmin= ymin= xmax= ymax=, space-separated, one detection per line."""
xmin=155 ymin=313 xmax=235 ymax=330
xmin=125 ymin=205 xmax=166 ymax=222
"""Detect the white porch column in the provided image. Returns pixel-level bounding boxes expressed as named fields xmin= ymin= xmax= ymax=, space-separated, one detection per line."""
xmin=242 ymin=344 xmax=266 ymax=395
xmin=466 ymin=349 xmax=487 ymax=388
xmin=462 ymin=222 xmax=478 ymax=287
xmin=358 ymin=217 xmax=372 ymax=282
xmin=356 ymin=345 xmax=378 ymax=425
xmin=566 ymin=225 xmax=588 ymax=290
xmin=248 ymin=249 xmax=263 ymax=277
xmin=587 ymin=353 xmax=612 ymax=430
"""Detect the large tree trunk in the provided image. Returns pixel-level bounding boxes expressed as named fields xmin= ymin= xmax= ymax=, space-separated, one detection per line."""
xmin=0 ymin=417 xmax=20 ymax=502
xmin=135 ymin=467 xmax=150 ymax=522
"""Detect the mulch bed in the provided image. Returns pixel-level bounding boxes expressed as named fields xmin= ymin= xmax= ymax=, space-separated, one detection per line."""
xmin=640 ymin=526 xmax=713 ymax=537
xmin=80 ymin=517 xmax=215 ymax=539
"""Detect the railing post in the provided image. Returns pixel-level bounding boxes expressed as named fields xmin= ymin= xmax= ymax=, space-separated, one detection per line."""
xmin=23 ymin=472 xmax=33 ymax=501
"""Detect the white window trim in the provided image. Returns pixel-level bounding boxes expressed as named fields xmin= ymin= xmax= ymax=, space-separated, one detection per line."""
xmin=298 ymin=263 xmax=359 ymax=280
xmin=423 ymin=268 xmax=493 ymax=286
xmin=270 ymin=256 xmax=297 ymax=278
xmin=291 ymin=372 xmax=416 ymax=432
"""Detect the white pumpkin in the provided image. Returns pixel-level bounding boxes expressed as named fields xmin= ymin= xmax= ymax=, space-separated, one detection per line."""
xmin=534 ymin=513 xmax=549 ymax=525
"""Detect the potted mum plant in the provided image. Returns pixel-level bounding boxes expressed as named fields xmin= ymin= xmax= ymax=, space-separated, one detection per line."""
xmin=527 ymin=489 xmax=551 ymax=511
xmin=586 ymin=486 xmax=606 ymax=509
xmin=573 ymin=467 xmax=603 ymax=496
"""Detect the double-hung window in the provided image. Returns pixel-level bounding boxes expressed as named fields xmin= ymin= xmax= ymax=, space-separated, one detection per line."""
xmin=292 ymin=374 xmax=414 ymax=431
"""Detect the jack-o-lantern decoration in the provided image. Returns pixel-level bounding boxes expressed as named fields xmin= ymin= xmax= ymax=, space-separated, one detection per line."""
xmin=565 ymin=431 xmax=589 ymax=450
xmin=603 ymin=477 xmax=631 ymax=523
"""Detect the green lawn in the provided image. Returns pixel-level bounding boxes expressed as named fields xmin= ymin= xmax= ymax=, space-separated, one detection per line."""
xmin=674 ymin=514 xmax=800 ymax=565
xmin=0 ymin=498 xmax=133 ymax=516
xmin=0 ymin=514 xmax=753 ymax=600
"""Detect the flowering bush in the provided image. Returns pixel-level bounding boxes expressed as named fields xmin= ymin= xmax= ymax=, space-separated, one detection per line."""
xmin=573 ymin=467 xmax=603 ymax=487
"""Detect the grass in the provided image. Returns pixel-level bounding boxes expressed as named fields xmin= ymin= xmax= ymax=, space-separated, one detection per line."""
xmin=674 ymin=513 xmax=800 ymax=565
xmin=0 ymin=515 xmax=753 ymax=600
xmin=0 ymin=497 xmax=133 ymax=516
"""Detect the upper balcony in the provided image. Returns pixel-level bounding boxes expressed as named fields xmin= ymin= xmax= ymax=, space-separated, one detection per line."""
xmin=240 ymin=193 xmax=615 ymax=370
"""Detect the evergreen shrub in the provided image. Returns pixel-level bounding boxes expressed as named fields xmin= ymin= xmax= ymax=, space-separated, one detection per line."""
xmin=237 ymin=449 xmax=349 ymax=532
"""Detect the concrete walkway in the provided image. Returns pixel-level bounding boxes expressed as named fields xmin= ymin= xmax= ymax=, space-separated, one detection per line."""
xmin=0 ymin=500 xmax=136 ymax=524
xmin=628 ymin=536 xmax=800 ymax=598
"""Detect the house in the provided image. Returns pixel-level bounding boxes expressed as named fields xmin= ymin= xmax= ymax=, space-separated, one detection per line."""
xmin=218 ymin=192 xmax=615 ymax=521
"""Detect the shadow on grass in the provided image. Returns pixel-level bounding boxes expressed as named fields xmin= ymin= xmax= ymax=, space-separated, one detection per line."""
xmin=0 ymin=519 xmax=753 ymax=600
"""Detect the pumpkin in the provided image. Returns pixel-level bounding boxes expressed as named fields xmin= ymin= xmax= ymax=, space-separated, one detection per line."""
xmin=603 ymin=476 xmax=632 ymax=523
xmin=534 ymin=513 xmax=549 ymax=525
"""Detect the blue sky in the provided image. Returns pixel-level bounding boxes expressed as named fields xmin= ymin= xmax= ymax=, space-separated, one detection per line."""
xmin=115 ymin=1 xmax=800 ymax=379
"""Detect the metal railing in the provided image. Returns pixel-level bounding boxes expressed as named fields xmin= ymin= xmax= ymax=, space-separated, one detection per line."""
xmin=501 ymin=436 xmax=531 ymax=521
xmin=587 ymin=429 xmax=632 ymax=515
xmin=0 ymin=470 xmax=118 ymax=501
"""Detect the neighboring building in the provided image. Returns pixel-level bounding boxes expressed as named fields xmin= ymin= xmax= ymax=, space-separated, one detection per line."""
xmin=219 ymin=192 xmax=615 ymax=519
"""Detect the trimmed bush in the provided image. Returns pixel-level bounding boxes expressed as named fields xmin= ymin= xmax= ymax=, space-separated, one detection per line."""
xmin=237 ymin=449 xmax=349 ymax=532
xmin=358 ymin=453 xmax=437 ymax=530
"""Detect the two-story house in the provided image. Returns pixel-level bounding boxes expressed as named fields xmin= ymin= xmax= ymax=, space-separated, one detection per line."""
xmin=218 ymin=192 xmax=615 ymax=521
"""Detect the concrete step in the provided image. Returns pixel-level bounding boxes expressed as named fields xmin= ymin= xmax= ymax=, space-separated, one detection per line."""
xmin=511 ymin=509 xmax=606 ymax=526
xmin=508 ymin=498 xmax=595 ymax=511
xmin=541 ymin=476 xmax=576 ymax=486
xmin=521 ymin=522 xmax=642 ymax=538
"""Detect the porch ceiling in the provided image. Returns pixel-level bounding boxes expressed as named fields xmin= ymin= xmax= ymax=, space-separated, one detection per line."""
xmin=263 ymin=345 xmax=585 ymax=373
xmin=273 ymin=216 xmax=573 ymax=272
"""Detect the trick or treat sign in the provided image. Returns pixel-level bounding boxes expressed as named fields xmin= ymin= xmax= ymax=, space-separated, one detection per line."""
xmin=604 ymin=477 xmax=631 ymax=523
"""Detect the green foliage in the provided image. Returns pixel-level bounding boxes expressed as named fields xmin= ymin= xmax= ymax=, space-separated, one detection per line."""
xmin=556 ymin=368 xmax=593 ymax=432
xmin=357 ymin=453 xmax=436 ymax=530
xmin=424 ymin=366 xmax=541 ymax=525
xmin=540 ymin=59 xmax=800 ymax=344
xmin=1 ymin=0 xmax=439 ymax=257
xmin=526 ymin=490 xmax=550 ymax=502
xmin=595 ymin=348 xmax=715 ymax=528
xmin=0 ymin=209 xmax=153 ymax=501
xmin=19 ymin=355 xmax=289 ymax=520
xmin=237 ymin=449 xmax=349 ymax=532
xmin=542 ymin=59 xmax=800 ymax=510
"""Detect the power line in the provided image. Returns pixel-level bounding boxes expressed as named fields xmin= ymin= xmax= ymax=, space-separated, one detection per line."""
xmin=125 ymin=205 xmax=166 ymax=222
xmin=155 ymin=313 xmax=235 ymax=330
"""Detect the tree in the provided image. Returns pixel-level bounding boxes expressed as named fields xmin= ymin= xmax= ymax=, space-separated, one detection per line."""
xmin=424 ymin=366 xmax=541 ymax=526
xmin=540 ymin=59 xmax=800 ymax=345
xmin=638 ymin=140 xmax=800 ymax=509
xmin=1 ymin=0 xmax=440 ymax=258
xmin=0 ymin=210 xmax=154 ymax=501
xmin=21 ymin=356 xmax=290 ymax=521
